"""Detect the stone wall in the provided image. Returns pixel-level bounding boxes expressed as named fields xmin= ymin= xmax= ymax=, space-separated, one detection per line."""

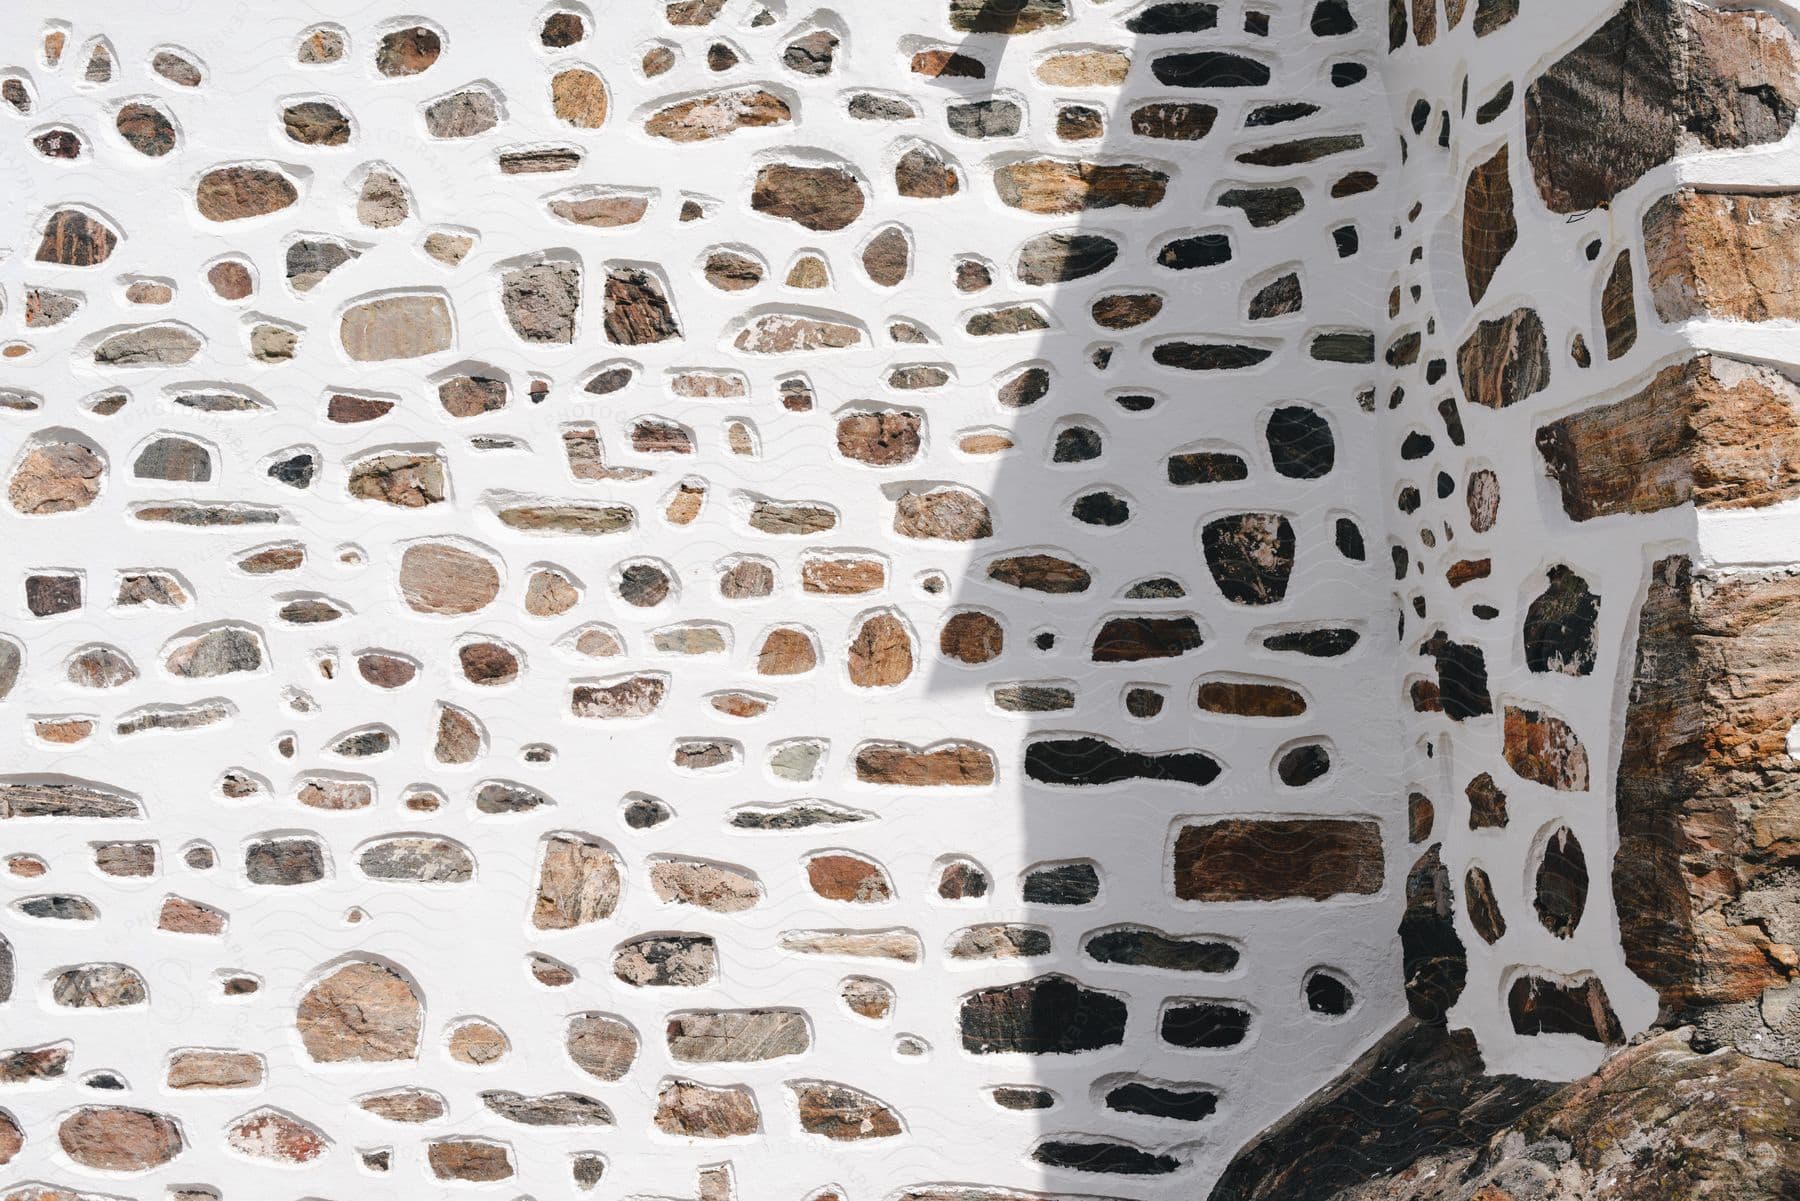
xmin=1 ymin=0 xmax=1796 ymax=1200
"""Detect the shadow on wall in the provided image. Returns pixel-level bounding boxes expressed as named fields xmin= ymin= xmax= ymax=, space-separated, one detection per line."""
xmin=906 ymin=0 xmax=1410 ymax=1193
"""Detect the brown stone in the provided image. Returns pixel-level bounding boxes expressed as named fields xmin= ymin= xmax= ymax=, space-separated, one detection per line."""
xmin=566 ymin=1012 xmax=639 ymax=1081
xmin=572 ymin=674 xmax=667 ymax=719
xmin=836 ymin=411 xmax=921 ymax=465
xmin=35 ymin=209 xmax=117 ymax=265
xmin=848 ymin=614 xmax=913 ymax=686
xmin=1462 ymin=146 xmax=1515 ymax=304
xmin=895 ymin=145 xmax=960 ymax=197
xmin=1196 ymin=679 xmax=1307 ymax=717
xmin=92 ymin=324 xmax=202 ymax=366
xmin=296 ymin=959 xmax=421 ymax=1062
xmin=399 ymin=542 xmax=499 ymax=613
xmin=734 ymin=313 xmax=862 ymax=353
xmin=9 ymin=442 xmax=103 ymax=514
xmin=1644 ymin=190 xmax=1800 ymax=322
xmin=993 ymin=159 xmax=1169 ymax=213
xmin=654 ymin=1079 xmax=760 ymax=1138
xmin=912 ymin=49 xmax=987 ymax=78
xmin=893 ymin=488 xmax=992 ymax=539
xmin=1602 ymin=250 xmax=1637 ymax=358
xmin=58 ymin=1106 xmax=183 ymax=1171
xmin=359 ymin=1088 xmax=446 ymax=1123
xmin=854 ymin=741 xmax=995 ymax=786
xmin=459 ymin=640 xmax=519 ymax=685
xmin=1502 ymin=704 xmax=1589 ymax=791
xmin=757 ymin=628 xmax=818 ymax=675
xmin=604 ymin=267 xmax=680 ymax=344
xmin=750 ymin=163 xmax=865 ymax=231
xmin=1456 ymin=307 xmax=1548 ymax=409
xmin=950 ymin=0 xmax=1068 ymax=31
xmin=1172 ymin=818 xmax=1384 ymax=901
xmin=1615 ymin=555 xmax=1800 ymax=1019
xmin=167 ymin=1049 xmax=262 ymax=1089
xmin=158 ymin=895 xmax=225 ymax=934
xmin=551 ymin=68 xmax=608 ymax=128
xmin=802 ymin=557 xmax=885 ymax=594
xmin=533 ymin=834 xmax=621 ymax=929
xmin=448 ymin=1019 xmax=508 ymax=1064
xmin=987 ymin=554 xmax=1090 ymax=593
xmin=428 ymin=1139 xmax=513 ymax=1182
xmin=645 ymin=88 xmax=791 ymax=141
xmin=436 ymin=703 xmax=484 ymax=763
xmin=282 ymin=100 xmax=349 ymax=145
xmin=1037 ymin=48 xmax=1130 ymax=85
xmin=940 ymin=610 xmax=1004 ymax=664
xmin=1524 ymin=0 xmax=1800 ymax=213
xmin=1538 ymin=355 xmax=1800 ymax=520
xmin=807 ymin=853 xmax=893 ymax=903
xmin=790 ymin=1080 xmax=903 ymax=1140
xmin=377 ymin=26 xmax=441 ymax=76
xmin=195 ymin=166 xmax=298 ymax=221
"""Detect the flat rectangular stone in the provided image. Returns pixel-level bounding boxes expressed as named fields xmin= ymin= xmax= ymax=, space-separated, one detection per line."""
xmin=1172 ymin=818 xmax=1383 ymax=902
xmin=1644 ymin=190 xmax=1800 ymax=322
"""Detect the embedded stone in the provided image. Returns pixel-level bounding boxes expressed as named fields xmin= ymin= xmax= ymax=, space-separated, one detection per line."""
xmin=167 ymin=1049 xmax=262 ymax=1090
xmin=848 ymin=614 xmax=913 ymax=686
xmin=993 ymin=159 xmax=1169 ymax=213
xmin=1502 ymin=704 xmax=1590 ymax=790
xmin=604 ymin=267 xmax=680 ymax=344
xmin=1456 ymin=307 xmax=1548 ymax=409
xmin=650 ymin=859 xmax=762 ymax=912
xmin=895 ymin=145 xmax=960 ymax=197
xmin=533 ymin=834 xmax=622 ymax=928
xmin=779 ymin=929 xmax=924 ymax=962
xmin=893 ymin=488 xmax=991 ymax=540
xmin=339 ymin=294 xmax=453 ymax=361
xmin=502 ymin=261 xmax=580 ymax=344
xmin=428 ymin=1139 xmax=513 ymax=1182
xmin=791 ymin=1080 xmax=903 ymax=1140
xmin=9 ymin=442 xmax=103 ymax=514
xmin=1203 ymin=513 xmax=1295 ymax=604
xmin=377 ymin=26 xmax=441 ymax=75
xmin=654 ymin=1080 xmax=760 ymax=1139
xmin=552 ymin=68 xmax=608 ymax=128
xmin=1172 ymin=818 xmax=1383 ymax=901
xmin=52 ymin=963 xmax=147 ymax=1007
xmin=646 ymin=88 xmax=791 ymax=141
xmin=163 ymin=626 xmax=263 ymax=677
xmin=35 ymin=209 xmax=117 ymax=265
xmin=615 ymin=934 xmax=717 ymax=986
xmin=358 ymin=837 xmax=473 ymax=883
xmin=1462 ymin=145 xmax=1515 ymax=303
xmin=667 ymin=1010 xmax=810 ymax=1062
xmin=424 ymin=89 xmax=499 ymax=138
xmin=751 ymin=163 xmax=865 ymax=230
xmin=960 ymin=975 xmax=1126 ymax=1054
xmin=195 ymin=166 xmax=298 ymax=221
xmin=1017 ymin=232 xmax=1119 ymax=284
xmin=481 ymin=1091 xmax=612 ymax=1126
xmin=855 ymin=741 xmax=994 ymax=786
xmin=58 ymin=1106 xmax=183 ymax=1171
xmin=348 ymin=453 xmax=446 ymax=507
xmin=93 ymin=324 xmax=202 ymax=366
xmin=566 ymin=1013 xmax=639 ymax=1081
xmin=399 ymin=543 xmax=499 ymax=614
xmin=296 ymin=960 xmax=421 ymax=1062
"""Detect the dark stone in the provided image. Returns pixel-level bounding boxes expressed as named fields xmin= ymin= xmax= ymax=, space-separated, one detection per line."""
xmin=959 ymin=975 xmax=1127 ymax=1054
xmin=1089 ymin=616 xmax=1203 ymax=662
xmin=1169 ymin=452 xmax=1249 ymax=484
xmin=1157 ymin=233 xmax=1232 ymax=269
xmin=1203 ymin=513 xmax=1295 ymax=605
xmin=1032 ymin=1140 xmax=1178 ymax=1175
xmin=1130 ymin=101 xmax=1218 ymax=139
xmin=1208 ymin=1018 xmax=1558 ymax=1201
xmin=1534 ymin=826 xmax=1588 ymax=938
xmin=1021 ymin=862 xmax=1100 ymax=905
xmin=1401 ymin=846 xmax=1466 ymax=1022
xmin=1523 ymin=565 xmax=1599 ymax=675
xmin=1266 ymin=405 xmax=1334 ymax=478
xmin=1173 ymin=819 xmax=1383 ymax=902
xmin=1084 ymin=927 xmax=1238 ymax=972
xmin=1151 ymin=52 xmax=1271 ymax=87
xmin=1262 ymin=627 xmax=1359 ymax=656
xmin=1419 ymin=632 xmax=1491 ymax=720
xmin=1126 ymin=2 xmax=1219 ymax=33
xmin=1276 ymin=743 xmax=1330 ymax=786
xmin=1249 ymin=272 xmax=1303 ymax=318
xmin=1105 ymin=1081 xmax=1217 ymax=1122
xmin=1161 ymin=1001 xmax=1251 ymax=1047
xmin=1306 ymin=971 xmax=1354 ymax=1014
xmin=1154 ymin=341 xmax=1273 ymax=371
xmin=1025 ymin=736 xmax=1221 ymax=788
xmin=1508 ymin=975 xmax=1624 ymax=1043
xmin=1218 ymin=186 xmax=1303 ymax=226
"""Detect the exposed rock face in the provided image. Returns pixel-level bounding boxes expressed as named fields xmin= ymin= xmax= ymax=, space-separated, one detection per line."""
xmin=1644 ymin=189 xmax=1800 ymax=322
xmin=790 ymin=1080 xmax=903 ymax=1139
xmin=1524 ymin=0 xmax=1800 ymax=212
xmin=296 ymin=960 xmax=421 ymax=1062
xmin=399 ymin=542 xmax=499 ymax=613
xmin=646 ymin=87 xmax=791 ymax=141
xmin=1456 ymin=307 xmax=1548 ymax=409
xmin=666 ymin=1009 xmax=810 ymax=1062
xmin=501 ymin=261 xmax=580 ymax=343
xmin=339 ymin=293 xmax=453 ymax=360
xmin=566 ymin=1013 xmax=639 ymax=1081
